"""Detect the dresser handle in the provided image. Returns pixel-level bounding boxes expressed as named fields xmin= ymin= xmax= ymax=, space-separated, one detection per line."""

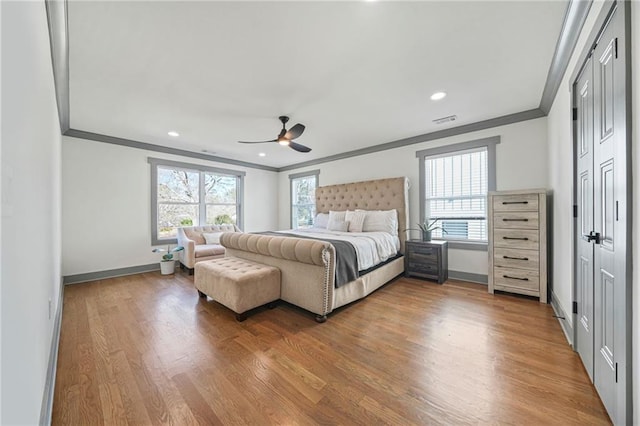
xmin=502 ymin=201 xmax=529 ymax=205
xmin=503 ymin=255 xmax=529 ymax=261
xmin=503 ymin=275 xmax=529 ymax=281
xmin=503 ymin=218 xmax=529 ymax=222
xmin=503 ymin=237 xmax=529 ymax=241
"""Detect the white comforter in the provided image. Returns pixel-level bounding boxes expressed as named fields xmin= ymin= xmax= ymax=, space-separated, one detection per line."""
xmin=277 ymin=228 xmax=400 ymax=271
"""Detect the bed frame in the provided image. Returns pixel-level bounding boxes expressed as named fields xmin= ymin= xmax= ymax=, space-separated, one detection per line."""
xmin=220 ymin=176 xmax=409 ymax=322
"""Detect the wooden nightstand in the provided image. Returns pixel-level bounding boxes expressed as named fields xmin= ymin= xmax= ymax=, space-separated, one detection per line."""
xmin=405 ymin=240 xmax=448 ymax=284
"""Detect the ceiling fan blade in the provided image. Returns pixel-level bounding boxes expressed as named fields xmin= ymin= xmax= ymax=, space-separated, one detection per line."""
xmin=284 ymin=123 xmax=305 ymax=140
xmin=288 ymin=141 xmax=312 ymax=153
xmin=237 ymin=139 xmax=276 ymax=144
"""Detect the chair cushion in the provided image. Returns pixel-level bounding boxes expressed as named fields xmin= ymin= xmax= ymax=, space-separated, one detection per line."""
xmin=194 ymin=244 xmax=225 ymax=258
xmin=184 ymin=229 xmax=206 ymax=245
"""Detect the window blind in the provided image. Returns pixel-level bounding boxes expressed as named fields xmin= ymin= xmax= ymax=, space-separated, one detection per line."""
xmin=424 ymin=147 xmax=488 ymax=242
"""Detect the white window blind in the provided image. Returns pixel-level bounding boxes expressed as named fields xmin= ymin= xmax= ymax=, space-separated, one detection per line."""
xmin=424 ymin=147 xmax=488 ymax=242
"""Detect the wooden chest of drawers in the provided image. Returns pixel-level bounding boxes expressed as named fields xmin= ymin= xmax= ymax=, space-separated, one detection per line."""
xmin=488 ymin=189 xmax=547 ymax=303
xmin=405 ymin=240 xmax=448 ymax=284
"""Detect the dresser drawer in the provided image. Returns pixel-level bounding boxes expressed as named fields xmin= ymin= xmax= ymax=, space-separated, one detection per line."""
xmin=494 ymin=266 xmax=540 ymax=292
xmin=493 ymin=211 xmax=539 ymax=230
xmin=493 ymin=248 xmax=539 ymax=271
xmin=493 ymin=229 xmax=539 ymax=250
xmin=492 ymin=194 xmax=539 ymax=212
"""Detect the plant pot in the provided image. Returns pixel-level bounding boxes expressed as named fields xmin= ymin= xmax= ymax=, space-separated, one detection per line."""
xmin=160 ymin=260 xmax=176 ymax=275
xmin=422 ymin=230 xmax=432 ymax=241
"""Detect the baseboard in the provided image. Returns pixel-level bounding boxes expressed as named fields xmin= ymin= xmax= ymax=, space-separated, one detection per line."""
xmin=550 ymin=290 xmax=573 ymax=347
xmin=448 ymin=270 xmax=488 ymax=284
xmin=40 ymin=277 xmax=65 ymax=425
xmin=63 ymin=263 xmax=160 ymax=285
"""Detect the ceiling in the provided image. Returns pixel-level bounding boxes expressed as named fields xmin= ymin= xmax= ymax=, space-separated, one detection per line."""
xmin=68 ymin=1 xmax=568 ymax=169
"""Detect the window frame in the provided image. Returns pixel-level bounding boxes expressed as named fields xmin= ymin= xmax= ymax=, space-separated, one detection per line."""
xmin=289 ymin=169 xmax=320 ymax=229
xmin=416 ymin=136 xmax=499 ymax=251
xmin=149 ymin=157 xmax=245 ymax=245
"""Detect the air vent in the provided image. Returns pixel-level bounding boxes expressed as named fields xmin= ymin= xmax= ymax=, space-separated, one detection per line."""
xmin=433 ymin=115 xmax=457 ymax=125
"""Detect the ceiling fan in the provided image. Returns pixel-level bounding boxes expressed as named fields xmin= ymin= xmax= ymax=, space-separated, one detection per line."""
xmin=238 ymin=116 xmax=311 ymax=153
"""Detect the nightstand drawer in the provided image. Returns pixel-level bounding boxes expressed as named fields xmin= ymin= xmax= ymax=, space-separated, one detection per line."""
xmin=493 ymin=212 xmax=539 ymax=230
xmin=492 ymin=194 xmax=539 ymax=212
xmin=494 ymin=248 xmax=539 ymax=271
xmin=407 ymin=245 xmax=437 ymax=257
xmin=408 ymin=262 xmax=439 ymax=275
xmin=493 ymin=229 xmax=539 ymax=250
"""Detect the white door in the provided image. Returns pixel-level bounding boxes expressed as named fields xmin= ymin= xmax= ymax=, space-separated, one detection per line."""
xmin=575 ymin=56 xmax=594 ymax=381
xmin=573 ymin=4 xmax=629 ymax=424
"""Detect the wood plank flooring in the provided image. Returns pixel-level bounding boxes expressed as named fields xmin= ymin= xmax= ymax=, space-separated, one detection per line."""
xmin=52 ymin=272 xmax=611 ymax=425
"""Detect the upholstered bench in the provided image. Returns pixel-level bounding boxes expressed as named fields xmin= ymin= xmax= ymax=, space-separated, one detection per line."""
xmin=194 ymin=257 xmax=281 ymax=321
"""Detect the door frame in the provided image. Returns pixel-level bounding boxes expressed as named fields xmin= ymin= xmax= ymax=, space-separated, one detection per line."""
xmin=569 ymin=0 xmax=632 ymax=423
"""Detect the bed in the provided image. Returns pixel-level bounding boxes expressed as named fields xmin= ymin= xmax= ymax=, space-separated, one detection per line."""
xmin=220 ymin=177 xmax=409 ymax=322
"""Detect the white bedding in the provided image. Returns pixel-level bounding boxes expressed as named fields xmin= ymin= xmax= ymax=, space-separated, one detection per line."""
xmin=277 ymin=228 xmax=400 ymax=271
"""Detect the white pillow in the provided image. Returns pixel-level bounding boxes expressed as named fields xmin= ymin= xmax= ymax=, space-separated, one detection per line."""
xmin=202 ymin=232 xmax=223 ymax=245
xmin=327 ymin=219 xmax=350 ymax=232
xmin=313 ymin=213 xmax=330 ymax=229
xmin=344 ymin=210 xmax=366 ymax=232
xmin=359 ymin=209 xmax=398 ymax=235
xmin=328 ymin=210 xmax=346 ymax=223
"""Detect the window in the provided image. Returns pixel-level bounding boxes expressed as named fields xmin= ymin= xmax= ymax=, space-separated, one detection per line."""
xmin=416 ymin=137 xmax=498 ymax=249
xmin=149 ymin=158 xmax=245 ymax=244
xmin=289 ymin=170 xmax=319 ymax=229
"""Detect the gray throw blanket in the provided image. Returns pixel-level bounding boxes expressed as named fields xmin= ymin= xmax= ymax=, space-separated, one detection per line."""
xmin=254 ymin=232 xmax=358 ymax=288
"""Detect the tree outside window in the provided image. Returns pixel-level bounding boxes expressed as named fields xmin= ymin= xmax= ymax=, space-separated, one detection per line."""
xmin=150 ymin=158 xmax=244 ymax=244
xmin=290 ymin=171 xmax=319 ymax=229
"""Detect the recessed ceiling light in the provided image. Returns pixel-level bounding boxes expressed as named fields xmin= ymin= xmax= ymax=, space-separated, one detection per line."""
xmin=430 ymin=92 xmax=447 ymax=101
xmin=168 ymin=131 xmax=179 ymax=137
xmin=258 ymin=152 xmax=266 ymax=157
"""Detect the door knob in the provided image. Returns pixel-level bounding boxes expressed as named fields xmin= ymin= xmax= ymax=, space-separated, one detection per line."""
xmin=584 ymin=231 xmax=601 ymax=244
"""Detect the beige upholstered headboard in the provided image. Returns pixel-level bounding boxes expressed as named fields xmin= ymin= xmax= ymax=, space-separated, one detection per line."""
xmin=315 ymin=177 xmax=410 ymax=254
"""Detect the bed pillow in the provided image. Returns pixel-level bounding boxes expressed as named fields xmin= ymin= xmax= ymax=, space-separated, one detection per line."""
xmin=327 ymin=220 xmax=349 ymax=232
xmin=313 ymin=213 xmax=330 ymax=229
xmin=344 ymin=210 xmax=366 ymax=233
xmin=328 ymin=210 xmax=347 ymax=223
xmin=359 ymin=209 xmax=398 ymax=235
xmin=202 ymin=232 xmax=224 ymax=245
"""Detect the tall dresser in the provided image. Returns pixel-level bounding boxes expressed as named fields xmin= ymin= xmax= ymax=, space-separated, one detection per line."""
xmin=488 ymin=189 xmax=547 ymax=303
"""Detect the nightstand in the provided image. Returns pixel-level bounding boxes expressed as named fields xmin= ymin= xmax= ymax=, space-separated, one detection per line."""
xmin=405 ymin=240 xmax=448 ymax=283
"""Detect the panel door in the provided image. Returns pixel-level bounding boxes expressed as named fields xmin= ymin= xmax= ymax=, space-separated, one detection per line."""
xmin=575 ymin=56 xmax=594 ymax=381
xmin=591 ymin=9 xmax=625 ymax=422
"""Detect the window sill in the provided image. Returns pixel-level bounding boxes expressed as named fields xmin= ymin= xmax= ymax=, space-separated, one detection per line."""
xmin=434 ymin=239 xmax=488 ymax=251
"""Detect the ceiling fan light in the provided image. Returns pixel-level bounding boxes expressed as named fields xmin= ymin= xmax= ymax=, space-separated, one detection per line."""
xmin=278 ymin=139 xmax=290 ymax=146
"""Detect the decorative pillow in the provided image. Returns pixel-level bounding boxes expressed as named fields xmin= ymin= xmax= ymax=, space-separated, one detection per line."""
xmin=344 ymin=210 xmax=366 ymax=232
xmin=313 ymin=213 xmax=330 ymax=229
xmin=202 ymin=232 xmax=224 ymax=245
xmin=327 ymin=220 xmax=350 ymax=232
xmin=184 ymin=229 xmax=206 ymax=245
xmin=360 ymin=209 xmax=398 ymax=235
xmin=328 ymin=210 xmax=347 ymax=224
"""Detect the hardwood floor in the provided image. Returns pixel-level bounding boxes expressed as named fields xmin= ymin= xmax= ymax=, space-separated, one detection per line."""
xmin=53 ymin=272 xmax=611 ymax=425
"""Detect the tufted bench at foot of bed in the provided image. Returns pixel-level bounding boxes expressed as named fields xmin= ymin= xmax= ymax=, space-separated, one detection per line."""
xmin=194 ymin=257 xmax=281 ymax=321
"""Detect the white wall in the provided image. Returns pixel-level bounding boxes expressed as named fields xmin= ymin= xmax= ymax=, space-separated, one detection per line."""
xmin=1 ymin=2 xmax=63 ymax=424
xmin=62 ymin=137 xmax=279 ymax=276
xmin=277 ymin=117 xmax=548 ymax=277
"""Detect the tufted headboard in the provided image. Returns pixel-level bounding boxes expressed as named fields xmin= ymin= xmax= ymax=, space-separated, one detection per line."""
xmin=315 ymin=177 xmax=410 ymax=254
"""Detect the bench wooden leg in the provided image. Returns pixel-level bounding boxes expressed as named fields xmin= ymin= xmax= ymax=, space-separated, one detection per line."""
xmin=315 ymin=315 xmax=327 ymax=323
xmin=235 ymin=313 xmax=247 ymax=322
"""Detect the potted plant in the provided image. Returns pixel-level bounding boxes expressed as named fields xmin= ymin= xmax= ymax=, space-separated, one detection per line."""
xmin=152 ymin=245 xmax=184 ymax=275
xmin=406 ymin=219 xmax=448 ymax=241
